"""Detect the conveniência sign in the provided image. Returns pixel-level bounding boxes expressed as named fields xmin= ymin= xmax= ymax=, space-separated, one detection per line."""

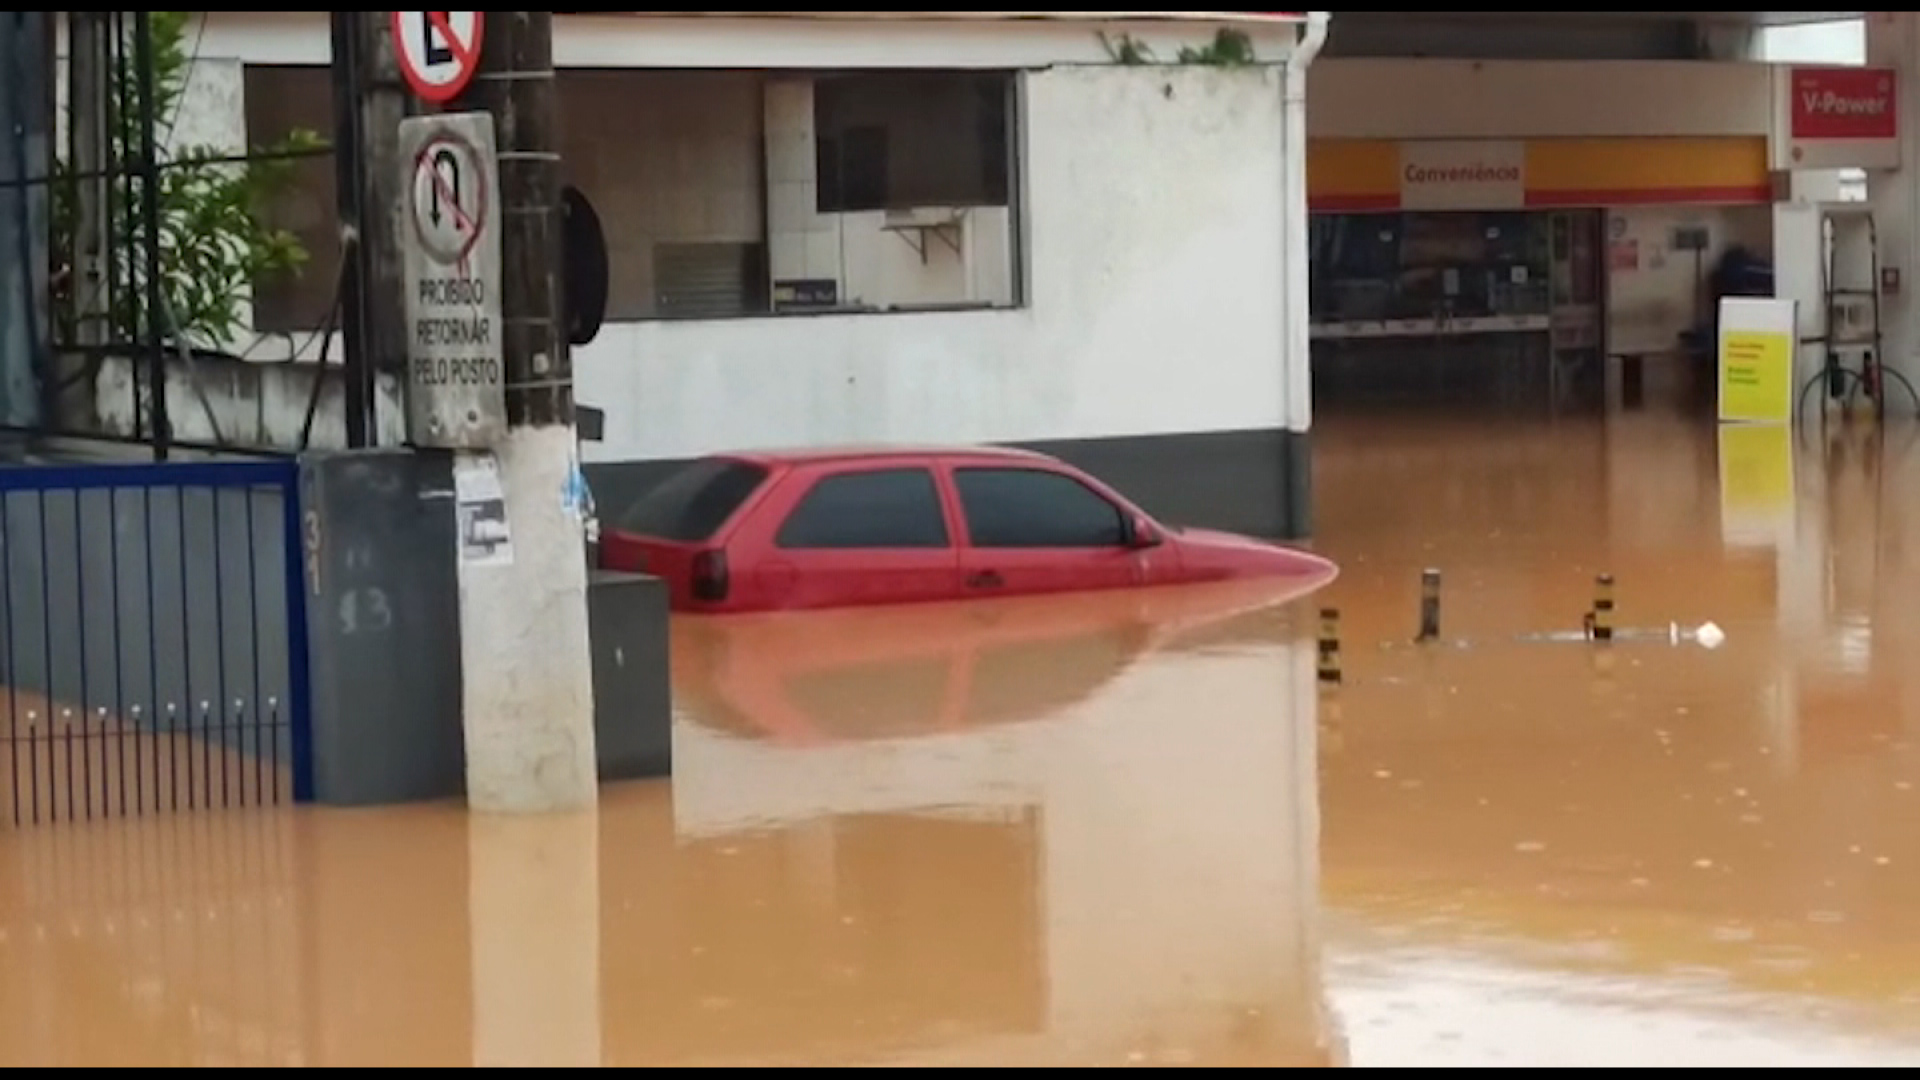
xmin=1404 ymin=161 xmax=1522 ymax=185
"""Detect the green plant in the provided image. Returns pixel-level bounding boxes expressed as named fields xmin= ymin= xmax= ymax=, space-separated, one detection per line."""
xmin=1098 ymin=31 xmax=1157 ymax=65
xmin=1099 ymin=27 xmax=1259 ymax=68
xmin=52 ymin=11 xmax=325 ymax=350
xmin=1177 ymin=28 xmax=1258 ymax=67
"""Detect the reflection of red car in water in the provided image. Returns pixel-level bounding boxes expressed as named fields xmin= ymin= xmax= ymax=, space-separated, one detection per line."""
xmin=675 ymin=576 xmax=1335 ymax=747
xmin=601 ymin=446 xmax=1337 ymax=614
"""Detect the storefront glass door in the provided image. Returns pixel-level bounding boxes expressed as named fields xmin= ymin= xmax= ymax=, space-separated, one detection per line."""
xmin=1549 ymin=210 xmax=1604 ymax=377
xmin=1310 ymin=210 xmax=1558 ymax=408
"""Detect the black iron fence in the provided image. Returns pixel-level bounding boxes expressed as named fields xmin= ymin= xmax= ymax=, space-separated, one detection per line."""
xmin=2 ymin=11 xmax=337 ymax=460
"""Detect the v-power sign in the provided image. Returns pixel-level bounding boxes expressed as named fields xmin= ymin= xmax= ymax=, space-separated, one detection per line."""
xmin=392 ymin=11 xmax=485 ymax=105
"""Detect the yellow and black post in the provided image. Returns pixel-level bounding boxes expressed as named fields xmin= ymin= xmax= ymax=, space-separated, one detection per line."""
xmin=1416 ymin=568 xmax=1442 ymax=643
xmin=1317 ymin=607 xmax=1343 ymax=686
xmin=1591 ymin=573 xmax=1615 ymax=643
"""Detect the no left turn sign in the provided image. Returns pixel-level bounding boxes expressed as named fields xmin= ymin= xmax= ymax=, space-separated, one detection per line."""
xmin=392 ymin=11 xmax=485 ymax=105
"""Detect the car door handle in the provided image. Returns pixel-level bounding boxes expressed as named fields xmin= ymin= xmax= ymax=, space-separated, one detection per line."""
xmin=967 ymin=571 xmax=1004 ymax=590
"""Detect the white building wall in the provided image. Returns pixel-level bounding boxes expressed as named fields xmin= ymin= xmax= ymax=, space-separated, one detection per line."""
xmin=198 ymin=12 xmax=1300 ymax=73
xmin=583 ymin=64 xmax=1291 ymax=462
xmin=1606 ymin=204 xmax=1776 ymax=358
xmin=1307 ymin=58 xmax=1775 ymax=141
xmin=120 ymin=14 xmax=1305 ymax=472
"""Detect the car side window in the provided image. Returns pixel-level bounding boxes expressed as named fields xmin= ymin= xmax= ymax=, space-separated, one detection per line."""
xmin=953 ymin=467 xmax=1127 ymax=549
xmin=775 ymin=467 xmax=951 ymax=550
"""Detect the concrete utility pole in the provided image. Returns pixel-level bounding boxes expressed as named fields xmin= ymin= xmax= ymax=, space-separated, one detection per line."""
xmin=450 ymin=12 xmax=598 ymax=813
xmin=329 ymin=12 xmax=409 ymax=447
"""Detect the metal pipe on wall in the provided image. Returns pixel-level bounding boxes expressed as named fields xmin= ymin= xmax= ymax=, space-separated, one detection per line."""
xmin=328 ymin=11 xmax=370 ymax=449
xmin=1281 ymin=11 xmax=1329 ymax=530
xmin=0 ymin=12 xmax=52 ymax=432
xmin=131 ymin=10 xmax=167 ymax=460
xmin=1283 ymin=12 xmax=1329 ymax=430
xmin=58 ymin=12 xmax=111 ymax=433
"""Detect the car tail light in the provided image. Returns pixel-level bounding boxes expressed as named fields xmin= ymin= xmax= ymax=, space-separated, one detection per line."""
xmin=691 ymin=549 xmax=730 ymax=603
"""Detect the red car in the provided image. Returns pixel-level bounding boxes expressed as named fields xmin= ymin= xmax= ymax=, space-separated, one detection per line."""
xmin=600 ymin=446 xmax=1336 ymax=614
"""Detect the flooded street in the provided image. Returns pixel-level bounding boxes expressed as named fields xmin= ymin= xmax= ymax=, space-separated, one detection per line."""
xmin=1314 ymin=410 xmax=1920 ymax=1067
xmin=6 ymin=409 xmax=1920 ymax=1067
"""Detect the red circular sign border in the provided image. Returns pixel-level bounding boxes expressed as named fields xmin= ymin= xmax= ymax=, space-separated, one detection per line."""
xmin=391 ymin=11 xmax=486 ymax=106
xmin=410 ymin=130 xmax=490 ymax=268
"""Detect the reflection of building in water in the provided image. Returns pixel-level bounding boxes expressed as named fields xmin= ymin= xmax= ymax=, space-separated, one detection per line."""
xmin=0 ymin=581 xmax=1339 ymax=1068
xmin=0 ymin=809 xmax=476 ymax=1068
xmin=0 ymin=816 xmax=308 ymax=1067
xmin=664 ymin=583 xmax=1334 ymax=1067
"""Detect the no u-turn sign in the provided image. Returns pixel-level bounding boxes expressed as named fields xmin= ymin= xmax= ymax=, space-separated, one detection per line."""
xmin=392 ymin=11 xmax=486 ymax=105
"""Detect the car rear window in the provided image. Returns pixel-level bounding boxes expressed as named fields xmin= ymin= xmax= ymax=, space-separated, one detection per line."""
xmin=616 ymin=458 xmax=769 ymax=543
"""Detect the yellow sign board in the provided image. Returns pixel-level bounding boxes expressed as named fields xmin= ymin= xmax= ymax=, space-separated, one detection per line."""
xmin=1717 ymin=297 xmax=1797 ymax=424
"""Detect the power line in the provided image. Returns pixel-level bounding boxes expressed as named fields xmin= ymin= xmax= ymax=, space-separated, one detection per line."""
xmin=158 ymin=11 xmax=210 ymax=147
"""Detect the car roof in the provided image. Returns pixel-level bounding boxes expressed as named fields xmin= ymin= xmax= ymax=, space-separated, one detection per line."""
xmin=712 ymin=444 xmax=1057 ymax=468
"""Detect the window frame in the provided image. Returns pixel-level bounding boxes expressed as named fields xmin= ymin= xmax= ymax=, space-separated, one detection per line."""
xmin=615 ymin=457 xmax=772 ymax=544
xmin=813 ymin=70 xmax=1014 ymax=214
xmin=950 ymin=465 xmax=1131 ymax=551
xmin=773 ymin=465 xmax=955 ymax=552
xmin=246 ymin=65 xmax=1029 ymax=339
xmin=241 ymin=63 xmax=342 ymax=338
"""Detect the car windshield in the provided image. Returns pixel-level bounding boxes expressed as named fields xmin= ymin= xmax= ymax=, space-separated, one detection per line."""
xmin=616 ymin=458 xmax=769 ymax=543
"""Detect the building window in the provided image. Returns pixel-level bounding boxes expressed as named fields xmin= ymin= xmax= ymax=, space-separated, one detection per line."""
xmin=564 ymin=67 xmax=1024 ymax=324
xmin=1309 ymin=211 xmax=1550 ymax=326
xmin=789 ymin=71 xmax=1022 ymax=316
xmin=814 ymin=72 xmax=1012 ymax=212
xmin=245 ymin=66 xmax=1026 ymax=338
xmin=243 ymin=65 xmax=340 ymax=336
xmin=559 ymin=70 xmax=771 ymax=322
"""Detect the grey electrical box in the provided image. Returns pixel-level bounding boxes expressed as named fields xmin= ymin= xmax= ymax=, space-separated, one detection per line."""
xmin=589 ymin=572 xmax=673 ymax=782
xmin=300 ymin=449 xmax=466 ymax=805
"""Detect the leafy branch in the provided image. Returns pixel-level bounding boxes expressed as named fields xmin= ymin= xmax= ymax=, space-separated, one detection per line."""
xmin=1099 ymin=31 xmax=1157 ymax=65
xmin=1098 ymin=28 xmax=1259 ymax=67
xmin=1177 ymin=29 xmax=1257 ymax=67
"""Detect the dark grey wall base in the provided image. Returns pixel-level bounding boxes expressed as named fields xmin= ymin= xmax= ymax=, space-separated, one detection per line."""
xmin=585 ymin=426 xmax=1315 ymax=542
xmin=1281 ymin=429 xmax=1312 ymax=540
xmin=1021 ymin=427 xmax=1313 ymax=542
xmin=589 ymin=572 xmax=673 ymax=782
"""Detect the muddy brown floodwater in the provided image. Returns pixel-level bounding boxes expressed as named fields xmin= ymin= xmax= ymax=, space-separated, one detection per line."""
xmin=4 ymin=410 xmax=1920 ymax=1067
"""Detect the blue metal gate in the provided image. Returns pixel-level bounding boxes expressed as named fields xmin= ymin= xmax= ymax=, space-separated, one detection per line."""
xmin=0 ymin=459 xmax=312 ymax=825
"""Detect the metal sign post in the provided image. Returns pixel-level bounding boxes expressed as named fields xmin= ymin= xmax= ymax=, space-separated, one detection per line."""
xmin=391 ymin=11 xmax=485 ymax=105
xmin=399 ymin=112 xmax=506 ymax=449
